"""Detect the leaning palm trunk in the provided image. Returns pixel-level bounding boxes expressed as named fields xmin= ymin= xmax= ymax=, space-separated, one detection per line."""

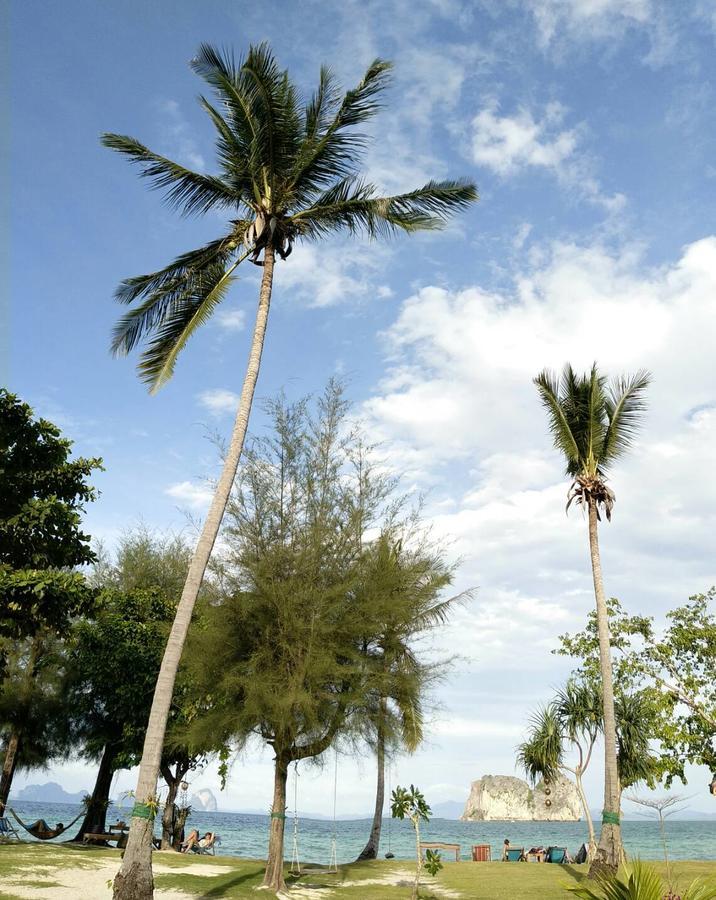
xmin=263 ymin=754 xmax=290 ymax=892
xmin=587 ymin=499 xmax=623 ymax=876
xmin=357 ymin=713 xmax=386 ymax=861
xmin=113 ymin=248 xmax=275 ymax=900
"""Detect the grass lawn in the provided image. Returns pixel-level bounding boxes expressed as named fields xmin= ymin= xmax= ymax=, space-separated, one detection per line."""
xmin=0 ymin=842 xmax=714 ymax=899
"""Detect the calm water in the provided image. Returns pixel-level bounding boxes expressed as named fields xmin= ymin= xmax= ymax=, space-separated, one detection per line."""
xmin=6 ymin=801 xmax=715 ymax=864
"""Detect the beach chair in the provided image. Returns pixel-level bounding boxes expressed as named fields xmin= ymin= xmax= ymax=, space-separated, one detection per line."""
xmin=191 ymin=833 xmax=220 ymax=855
xmin=547 ymin=846 xmax=567 ymax=863
xmin=504 ymin=847 xmax=525 ymax=861
xmin=472 ymin=844 xmax=492 ymax=862
xmin=0 ymin=816 xmax=20 ymax=841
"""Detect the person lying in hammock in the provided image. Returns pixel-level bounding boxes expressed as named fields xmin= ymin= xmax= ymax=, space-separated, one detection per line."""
xmin=25 ymin=819 xmax=65 ymax=840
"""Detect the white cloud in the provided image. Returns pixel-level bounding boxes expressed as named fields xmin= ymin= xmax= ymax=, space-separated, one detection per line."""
xmin=431 ymin=717 xmax=523 ymax=739
xmin=364 ymin=235 xmax=716 ymax=665
xmin=197 ymin=389 xmax=240 ymax=416
xmin=275 ymin=241 xmax=389 ymax=308
xmin=471 ymin=100 xmax=578 ymax=177
xmin=469 ymin=100 xmax=624 ymax=211
xmin=165 ymin=480 xmax=213 ymax=510
xmin=530 ymin=0 xmax=654 ymax=47
xmin=214 ymin=308 xmax=247 ymax=331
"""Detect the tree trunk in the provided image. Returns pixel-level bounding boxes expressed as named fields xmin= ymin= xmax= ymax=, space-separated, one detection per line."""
xmin=356 ymin=716 xmax=385 ymax=861
xmin=413 ymin=816 xmax=422 ymax=900
xmin=74 ymin=744 xmax=116 ymax=841
xmin=160 ymin=769 xmax=179 ymax=851
xmin=113 ymin=246 xmax=276 ymax=900
xmin=586 ymin=499 xmax=623 ymax=877
xmin=0 ymin=732 xmax=21 ymax=816
xmin=574 ymin=769 xmax=597 ymax=861
xmin=262 ymin=754 xmax=289 ymax=893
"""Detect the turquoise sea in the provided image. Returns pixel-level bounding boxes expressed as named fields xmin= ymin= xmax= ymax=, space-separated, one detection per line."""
xmin=6 ymin=801 xmax=715 ymax=864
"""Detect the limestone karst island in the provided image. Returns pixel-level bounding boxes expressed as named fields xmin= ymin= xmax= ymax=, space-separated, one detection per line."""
xmin=461 ymin=775 xmax=582 ymax=821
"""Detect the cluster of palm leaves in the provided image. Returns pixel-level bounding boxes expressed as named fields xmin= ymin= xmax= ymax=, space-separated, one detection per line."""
xmin=569 ymin=861 xmax=716 ymax=900
xmin=534 ymin=364 xmax=650 ymax=521
xmin=102 ymin=43 xmax=476 ymax=390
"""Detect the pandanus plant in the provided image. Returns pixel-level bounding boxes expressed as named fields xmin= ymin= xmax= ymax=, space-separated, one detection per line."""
xmin=104 ymin=42 xmax=477 ymax=900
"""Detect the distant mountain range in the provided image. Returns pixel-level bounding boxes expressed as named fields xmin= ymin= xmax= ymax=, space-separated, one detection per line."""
xmin=12 ymin=782 xmax=715 ymax=822
xmin=12 ymin=782 xmax=88 ymax=804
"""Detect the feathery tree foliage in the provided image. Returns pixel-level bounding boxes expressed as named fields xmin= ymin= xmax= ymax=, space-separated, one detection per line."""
xmin=105 ymin=44 xmax=477 ymax=899
xmin=355 ymin=531 xmax=463 ymax=861
xmin=0 ymin=389 xmax=100 ymax=675
xmin=183 ymin=383 xmax=458 ymax=892
xmin=534 ymin=363 xmax=650 ymax=876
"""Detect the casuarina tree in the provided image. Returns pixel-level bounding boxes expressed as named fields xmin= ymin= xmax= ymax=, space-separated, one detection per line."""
xmin=104 ymin=43 xmax=477 ymax=900
xmin=534 ymin=363 xmax=650 ymax=875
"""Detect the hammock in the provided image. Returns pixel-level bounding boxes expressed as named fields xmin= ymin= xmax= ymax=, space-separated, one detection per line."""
xmin=9 ymin=808 xmax=84 ymax=840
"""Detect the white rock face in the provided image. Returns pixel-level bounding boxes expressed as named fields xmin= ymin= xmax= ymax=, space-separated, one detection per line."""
xmin=461 ymin=774 xmax=581 ymax=821
xmin=190 ymin=788 xmax=218 ymax=812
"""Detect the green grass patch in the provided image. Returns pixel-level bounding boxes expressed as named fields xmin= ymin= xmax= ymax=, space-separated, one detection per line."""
xmin=0 ymin=842 xmax=714 ymax=898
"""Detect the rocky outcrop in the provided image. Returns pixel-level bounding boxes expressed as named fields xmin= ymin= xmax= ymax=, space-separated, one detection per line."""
xmin=461 ymin=774 xmax=581 ymax=821
xmin=190 ymin=788 xmax=218 ymax=812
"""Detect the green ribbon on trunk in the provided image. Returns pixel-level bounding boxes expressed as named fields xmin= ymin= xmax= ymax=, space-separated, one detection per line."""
xmin=131 ymin=802 xmax=156 ymax=820
xmin=601 ymin=810 xmax=620 ymax=826
xmin=270 ymin=812 xmax=286 ymax=819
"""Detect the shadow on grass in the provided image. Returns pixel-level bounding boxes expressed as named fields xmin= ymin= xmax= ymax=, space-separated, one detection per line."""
xmin=162 ymin=866 xmax=265 ymax=898
xmin=559 ymin=864 xmax=589 ymax=886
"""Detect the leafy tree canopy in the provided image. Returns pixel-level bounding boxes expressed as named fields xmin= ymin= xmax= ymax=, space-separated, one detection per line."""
xmin=0 ymin=389 xmax=101 ymax=659
xmin=555 ymin=591 xmax=716 ymax=787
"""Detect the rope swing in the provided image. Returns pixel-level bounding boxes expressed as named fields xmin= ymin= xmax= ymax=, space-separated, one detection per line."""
xmin=289 ymin=761 xmax=301 ymax=876
xmin=385 ymin=761 xmax=394 ymax=859
xmin=326 ymin=749 xmax=338 ymax=874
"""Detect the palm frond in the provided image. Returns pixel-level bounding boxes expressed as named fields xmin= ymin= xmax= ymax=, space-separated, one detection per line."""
xmin=110 ymin=235 xmax=244 ymax=356
xmin=583 ymin=363 xmax=608 ymax=475
xmin=534 ymin=368 xmax=581 ymax=470
xmin=240 ymin=42 xmax=302 ymax=195
xmin=136 ymin=258 xmax=244 ymax=391
xmin=568 ymin=861 xmax=666 ymax=899
xmin=190 ymin=44 xmax=263 ymax=194
xmin=289 ymin=60 xmax=393 ymax=203
xmin=293 ymin=177 xmax=477 ymax=238
xmin=101 ymin=134 xmax=236 ymax=216
xmin=197 ymin=95 xmax=254 ymax=198
xmin=602 ymin=369 xmax=651 ymax=467
xmin=517 ymin=706 xmax=563 ymax=785
xmin=304 ymin=65 xmax=341 ymax=141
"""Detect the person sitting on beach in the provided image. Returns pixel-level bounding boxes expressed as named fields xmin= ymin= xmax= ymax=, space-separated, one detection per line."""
xmin=181 ymin=830 xmax=214 ymax=853
xmin=180 ymin=829 xmax=200 ymax=852
xmin=501 ymin=838 xmax=510 ymax=861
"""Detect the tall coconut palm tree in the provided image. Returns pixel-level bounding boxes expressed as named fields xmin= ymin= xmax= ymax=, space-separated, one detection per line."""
xmin=105 ymin=43 xmax=477 ymax=899
xmin=534 ymin=363 xmax=650 ymax=875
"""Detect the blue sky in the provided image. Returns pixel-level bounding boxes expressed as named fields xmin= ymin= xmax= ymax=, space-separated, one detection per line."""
xmin=7 ymin=0 xmax=716 ymax=816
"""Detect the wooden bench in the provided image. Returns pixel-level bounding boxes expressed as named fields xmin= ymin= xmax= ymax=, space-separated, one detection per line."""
xmin=83 ymin=827 xmax=128 ymax=846
xmin=420 ymin=841 xmax=460 ymax=862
